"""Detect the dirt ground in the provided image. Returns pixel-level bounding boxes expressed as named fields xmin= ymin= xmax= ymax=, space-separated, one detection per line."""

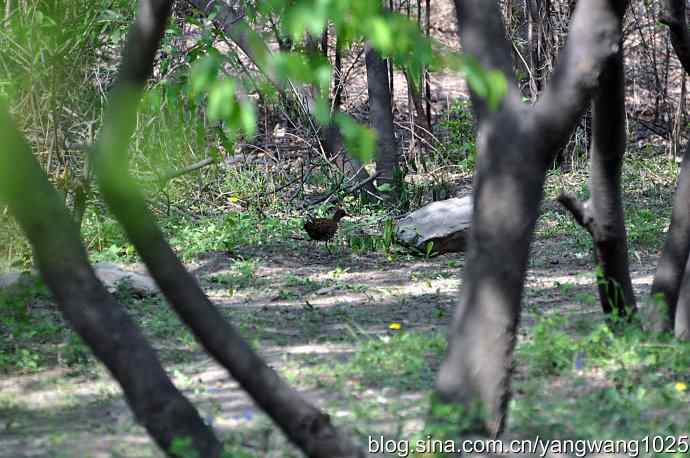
xmin=1 ymin=0 xmax=685 ymax=455
xmin=0 ymin=227 xmax=662 ymax=457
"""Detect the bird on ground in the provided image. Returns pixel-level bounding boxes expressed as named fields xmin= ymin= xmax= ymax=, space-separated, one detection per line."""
xmin=303 ymin=208 xmax=348 ymax=246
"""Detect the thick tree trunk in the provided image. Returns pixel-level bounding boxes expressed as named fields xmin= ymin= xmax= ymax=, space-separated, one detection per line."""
xmin=365 ymin=43 xmax=398 ymax=191
xmin=649 ymin=0 xmax=690 ymax=334
xmin=435 ymin=0 xmax=626 ymax=436
xmin=674 ymin=255 xmax=690 ymax=338
xmin=651 ymin=143 xmax=690 ymax=332
xmin=558 ymin=41 xmax=637 ymax=320
xmin=0 ymin=108 xmax=222 ymax=458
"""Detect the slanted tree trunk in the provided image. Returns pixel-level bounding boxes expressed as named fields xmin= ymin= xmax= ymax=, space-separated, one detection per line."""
xmin=650 ymin=141 xmax=690 ymax=333
xmin=648 ymin=0 xmax=690 ymax=336
xmin=674 ymin=254 xmax=690 ymax=338
xmin=434 ymin=0 xmax=627 ymax=437
xmin=557 ymin=36 xmax=637 ymax=320
xmin=365 ymin=43 xmax=399 ymax=194
xmin=90 ymin=1 xmax=369 ymax=457
xmin=0 ymin=88 xmax=222 ymax=458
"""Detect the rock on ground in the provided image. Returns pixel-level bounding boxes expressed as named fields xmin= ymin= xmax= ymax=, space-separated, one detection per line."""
xmin=395 ymin=195 xmax=472 ymax=255
xmin=0 ymin=263 xmax=158 ymax=296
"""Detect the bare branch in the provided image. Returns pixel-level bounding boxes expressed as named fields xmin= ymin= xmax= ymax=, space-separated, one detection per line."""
xmin=556 ymin=192 xmax=591 ymax=233
xmin=532 ymin=0 xmax=626 ymax=153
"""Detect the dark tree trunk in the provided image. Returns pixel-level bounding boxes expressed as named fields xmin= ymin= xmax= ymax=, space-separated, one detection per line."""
xmin=649 ymin=0 xmax=690 ymax=335
xmin=365 ymin=43 xmax=398 ymax=192
xmin=435 ymin=0 xmax=627 ymax=436
xmin=333 ymin=33 xmax=343 ymax=112
xmin=404 ymin=70 xmax=433 ymax=137
xmin=558 ymin=38 xmax=637 ymax=320
xmin=0 ymin=102 xmax=222 ymax=458
xmin=90 ymin=2 xmax=369 ymax=456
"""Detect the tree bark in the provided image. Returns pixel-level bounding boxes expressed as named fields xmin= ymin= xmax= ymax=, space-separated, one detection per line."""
xmin=660 ymin=0 xmax=690 ymax=75
xmin=0 ymin=106 xmax=222 ymax=458
xmin=674 ymin=255 xmax=690 ymax=338
xmin=435 ymin=0 xmax=627 ymax=437
xmin=557 ymin=36 xmax=637 ymax=320
xmin=365 ymin=43 xmax=398 ymax=191
xmin=91 ymin=1 xmax=368 ymax=456
xmin=649 ymin=0 xmax=690 ymax=335
xmin=650 ymin=141 xmax=690 ymax=333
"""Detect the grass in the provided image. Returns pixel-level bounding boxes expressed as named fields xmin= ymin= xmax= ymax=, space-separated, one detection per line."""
xmin=0 ymin=64 xmax=687 ymax=455
xmin=513 ymin=313 xmax=690 ymax=446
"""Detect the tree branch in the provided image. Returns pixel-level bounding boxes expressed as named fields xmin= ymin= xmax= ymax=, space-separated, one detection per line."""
xmin=556 ymin=192 xmax=592 ymax=234
xmin=531 ymin=0 xmax=627 ymax=154
xmin=452 ymin=0 xmax=520 ymax=120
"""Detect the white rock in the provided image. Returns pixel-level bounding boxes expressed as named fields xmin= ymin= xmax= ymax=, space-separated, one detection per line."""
xmin=395 ymin=195 xmax=473 ymax=255
xmin=93 ymin=263 xmax=159 ymax=296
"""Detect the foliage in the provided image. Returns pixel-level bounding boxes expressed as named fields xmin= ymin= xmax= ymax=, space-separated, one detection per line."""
xmin=332 ymin=331 xmax=446 ymax=391
xmin=519 ymin=314 xmax=579 ymax=376
xmin=439 ymin=100 xmax=476 ymax=167
xmin=0 ymin=277 xmax=56 ymax=372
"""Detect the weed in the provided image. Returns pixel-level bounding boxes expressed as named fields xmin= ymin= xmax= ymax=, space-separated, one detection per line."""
xmin=519 ymin=314 xmax=578 ymax=376
xmin=439 ymin=100 xmax=476 ymax=169
xmin=207 ymin=260 xmax=259 ymax=290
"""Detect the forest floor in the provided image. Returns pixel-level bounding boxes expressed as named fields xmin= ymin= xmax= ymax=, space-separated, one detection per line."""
xmin=2 ymin=0 xmax=690 ymax=456
xmin=2 ymin=156 xmax=690 ymax=458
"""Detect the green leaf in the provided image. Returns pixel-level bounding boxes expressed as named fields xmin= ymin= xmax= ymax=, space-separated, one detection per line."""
xmin=207 ymin=79 xmax=236 ymax=122
xmin=485 ymin=70 xmax=508 ymax=112
xmin=335 ymin=113 xmax=377 ymax=163
xmin=312 ymin=96 xmax=331 ymax=124
xmin=463 ymin=57 xmax=489 ymax=99
xmin=239 ymin=100 xmax=257 ymax=138
xmin=189 ymin=53 xmax=219 ymax=96
xmin=461 ymin=56 xmax=507 ymax=112
xmin=367 ymin=17 xmax=393 ymax=54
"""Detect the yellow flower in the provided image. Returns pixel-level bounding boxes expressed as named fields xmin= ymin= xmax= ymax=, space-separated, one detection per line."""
xmin=228 ymin=196 xmax=239 ymax=203
xmin=388 ymin=322 xmax=401 ymax=330
xmin=675 ymin=382 xmax=687 ymax=392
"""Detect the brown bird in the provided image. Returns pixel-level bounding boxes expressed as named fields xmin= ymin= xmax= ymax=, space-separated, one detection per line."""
xmin=303 ymin=208 xmax=348 ymax=245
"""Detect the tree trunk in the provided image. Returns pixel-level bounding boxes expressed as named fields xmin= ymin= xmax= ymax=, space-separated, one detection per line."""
xmin=365 ymin=43 xmax=398 ymax=192
xmin=674 ymin=255 xmax=690 ymax=338
xmin=90 ymin=2 xmax=369 ymax=456
xmin=0 ymin=104 xmax=222 ymax=458
xmin=649 ymin=0 xmax=690 ymax=334
xmin=651 ymin=143 xmax=690 ymax=332
xmin=435 ymin=0 xmax=627 ymax=436
xmin=558 ymin=38 xmax=637 ymax=320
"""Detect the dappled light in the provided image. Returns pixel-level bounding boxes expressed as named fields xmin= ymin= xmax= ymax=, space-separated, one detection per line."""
xmin=2 ymin=0 xmax=690 ymax=457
